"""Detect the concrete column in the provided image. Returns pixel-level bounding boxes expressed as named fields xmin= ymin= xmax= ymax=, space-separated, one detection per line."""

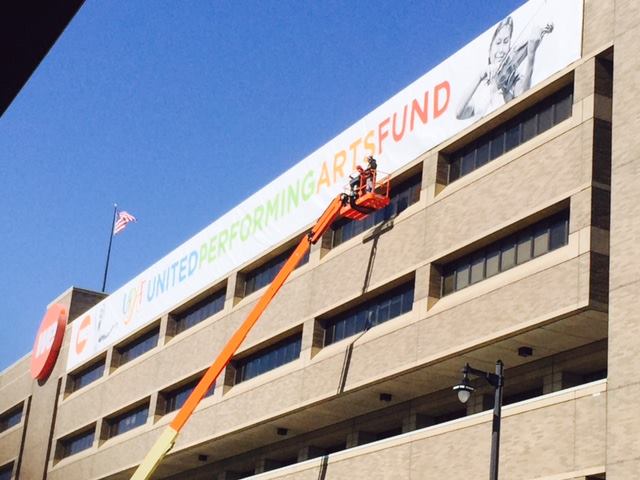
xmin=309 ymin=236 xmax=324 ymax=263
xmin=217 ymin=470 xmax=254 ymax=480
xmin=542 ymin=371 xmax=582 ymax=395
xmin=225 ymin=270 xmax=244 ymax=307
xmin=297 ymin=445 xmax=327 ymax=462
xmin=254 ymin=458 xmax=287 ymax=474
xmin=607 ymin=1 xmax=640 ymax=476
xmin=420 ymin=151 xmax=441 ymax=198
xmin=158 ymin=313 xmax=171 ymax=344
xmin=466 ymin=393 xmax=493 ymax=415
xmin=300 ymin=318 xmax=324 ymax=361
xmin=345 ymin=430 xmax=376 ymax=448
xmin=220 ymin=363 xmax=237 ymax=394
xmin=402 ymin=411 xmax=434 ymax=433
xmin=149 ymin=391 xmax=161 ymax=422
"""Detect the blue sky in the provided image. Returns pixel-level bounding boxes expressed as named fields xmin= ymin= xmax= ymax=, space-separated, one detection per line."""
xmin=0 ymin=1 xmax=523 ymax=371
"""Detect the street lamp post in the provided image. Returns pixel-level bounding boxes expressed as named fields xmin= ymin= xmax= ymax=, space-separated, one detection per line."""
xmin=453 ymin=360 xmax=505 ymax=480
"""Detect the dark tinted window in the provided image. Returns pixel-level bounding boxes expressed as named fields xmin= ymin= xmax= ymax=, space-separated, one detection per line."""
xmin=0 ymin=404 xmax=23 ymax=433
xmin=503 ymin=386 xmax=544 ymax=406
xmin=448 ymin=86 xmax=573 ymax=183
xmin=501 ymin=239 xmax=516 ymax=271
xmin=106 ymin=403 xmax=149 ymax=438
xmin=173 ymin=288 xmax=226 ymax=334
xmin=533 ymin=226 xmax=550 ymax=257
xmin=485 ymin=247 xmax=500 ymax=278
xmin=505 ymin=123 xmax=521 ymax=151
xmin=0 ymin=463 xmax=13 ymax=480
xmin=69 ymin=360 xmax=105 ymax=393
xmin=476 ymin=142 xmax=490 ymax=167
xmin=244 ymin=246 xmax=309 ymax=296
xmin=324 ymin=282 xmax=414 ymax=345
xmin=489 ymin=131 xmax=505 ymax=160
xmin=331 ymin=173 xmax=421 ymax=247
xmin=441 ymin=211 xmax=569 ymax=296
xmin=235 ymin=334 xmax=302 ymax=383
xmin=163 ymin=378 xmax=215 ymax=414
xmin=516 ymin=233 xmax=532 ymax=264
xmin=470 ymin=254 xmax=485 ymax=284
xmin=116 ymin=328 xmax=159 ymax=366
xmin=537 ymin=103 xmax=554 ymax=132
xmin=60 ymin=428 xmax=95 ymax=458
xmin=549 ymin=218 xmax=569 ymax=250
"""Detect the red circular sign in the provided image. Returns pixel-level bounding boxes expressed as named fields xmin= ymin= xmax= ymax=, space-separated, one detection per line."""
xmin=31 ymin=304 xmax=68 ymax=381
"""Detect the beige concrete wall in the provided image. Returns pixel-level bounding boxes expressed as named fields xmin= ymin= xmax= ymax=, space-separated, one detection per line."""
xmin=0 ymin=288 xmax=105 ymax=479
xmin=244 ymin=383 xmax=606 ymax=480
xmin=0 ymin=426 xmax=22 ymax=467
xmin=2 ymin=2 xmax=622 ymax=478
xmin=607 ymin=0 xmax=640 ymax=478
xmin=46 ymin=71 xmax=603 ymax=480
xmin=46 ymin=220 xmax=599 ymax=479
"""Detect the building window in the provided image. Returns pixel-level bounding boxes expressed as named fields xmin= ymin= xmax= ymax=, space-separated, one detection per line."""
xmin=235 ymin=334 xmax=302 ymax=384
xmin=244 ymin=246 xmax=309 ymax=297
xmin=105 ymin=402 xmax=149 ymax=439
xmin=324 ymin=281 xmax=415 ymax=346
xmin=161 ymin=378 xmax=215 ymax=415
xmin=68 ymin=359 xmax=105 ymax=393
xmin=441 ymin=210 xmax=569 ymax=296
xmin=172 ymin=288 xmax=226 ymax=335
xmin=503 ymin=386 xmax=544 ymax=406
xmin=0 ymin=463 xmax=13 ymax=480
xmin=331 ymin=173 xmax=421 ymax=247
xmin=448 ymin=85 xmax=573 ymax=183
xmin=59 ymin=427 xmax=95 ymax=459
xmin=114 ymin=327 xmax=159 ymax=367
xmin=0 ymin=403 xmax=23 ymax=433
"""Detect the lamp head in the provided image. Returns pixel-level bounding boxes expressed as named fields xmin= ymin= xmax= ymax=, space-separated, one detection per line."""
xmin=453 ymin=372 xmax=475 ymax=404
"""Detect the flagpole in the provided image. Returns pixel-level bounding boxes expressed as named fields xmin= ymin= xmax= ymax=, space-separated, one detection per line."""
xmin=102 ymin=204 xmax=118 ymax=292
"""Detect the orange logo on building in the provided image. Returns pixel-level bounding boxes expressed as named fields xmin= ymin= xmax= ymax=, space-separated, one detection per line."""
xmin=30 ymin=304 xmax=68 ymax=381
xmin=75 ymin=315 xmax=92 ymax=355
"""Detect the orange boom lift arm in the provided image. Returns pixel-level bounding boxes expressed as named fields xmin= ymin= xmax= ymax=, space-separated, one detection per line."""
xmin=132 ymin=166 xmax=390 ymax=480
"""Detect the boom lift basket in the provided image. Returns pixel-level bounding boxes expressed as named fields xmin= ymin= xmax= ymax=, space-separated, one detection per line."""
xmin=340 ymin=171 xmax=391 ymax=221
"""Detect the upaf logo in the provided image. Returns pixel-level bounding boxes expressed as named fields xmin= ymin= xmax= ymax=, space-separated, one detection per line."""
xmin=31 ymin=304 xmax=68 ymax=381
xmin=75 ymin=314 xmax=93 ymax=355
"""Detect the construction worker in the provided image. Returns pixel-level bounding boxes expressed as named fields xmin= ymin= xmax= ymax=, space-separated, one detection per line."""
xmin=364 ymin=155 xmax=377 ymax=193
xmin=346 ymin=156 xmax=378 ymax=206
xmin=349 ymin=165 xmax=365 ymax=198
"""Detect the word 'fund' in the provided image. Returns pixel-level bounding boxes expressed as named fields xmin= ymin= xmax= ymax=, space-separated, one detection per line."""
xmin=320 ymin=80 xmax=450 ymax=192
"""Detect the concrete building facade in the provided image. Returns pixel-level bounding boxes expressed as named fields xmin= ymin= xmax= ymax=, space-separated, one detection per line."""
xmin=0 ymin=1 xmax=633 ymax=479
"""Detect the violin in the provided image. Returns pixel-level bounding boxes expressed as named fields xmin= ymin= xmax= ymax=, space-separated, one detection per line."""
xmin=495 ymin=23 xmax=553 ymax=95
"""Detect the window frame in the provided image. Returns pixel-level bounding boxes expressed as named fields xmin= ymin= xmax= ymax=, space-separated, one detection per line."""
xmin=441 ymin=210 xmax=569 ymax=297
xmin=160 ymin=376 xmax=215 ymax=415
xmin=113 ymin=326 xmax=160 ymax=368
xmin=104 ymin=402 xmax=149 ymax=439
xmin=0 ymin=403 xmax=23 ymax=433
xmin=331 ymin=172 xmax=422 ymax=248
xmin=447 ymin=85 xmax=574 ymax=184
xmin=234 ymin=333 xmax=302 ymax=384
xmin=171 ymin=286 xmax=226 ymax=335
xmin=0 ymin=462 xmax=13 ymax=480
xmin=243 ymin=243 xmax=310 ymax=297
xmin=323 ymin=281 xmax=415 ymax=346
xmin=67 ymin=357 xmax=106 ymax=394
xmin=58 ymin=426 xmax=96 ymax=459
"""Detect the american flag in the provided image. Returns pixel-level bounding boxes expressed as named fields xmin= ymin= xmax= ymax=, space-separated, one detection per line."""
xmin=113 ymin=210 xmax=137 ymax=235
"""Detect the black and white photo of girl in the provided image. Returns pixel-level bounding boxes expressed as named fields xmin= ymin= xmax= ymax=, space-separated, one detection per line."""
xmin=456 ymin=16 xmax=553 ymax=120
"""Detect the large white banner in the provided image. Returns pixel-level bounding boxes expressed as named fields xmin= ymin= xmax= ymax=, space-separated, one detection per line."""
xmin=67 ymin=0 xmax=583 ymax=371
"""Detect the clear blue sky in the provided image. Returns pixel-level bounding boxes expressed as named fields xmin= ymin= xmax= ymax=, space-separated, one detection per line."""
xmin=0 ymin=1 xmax=523 ymax=371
